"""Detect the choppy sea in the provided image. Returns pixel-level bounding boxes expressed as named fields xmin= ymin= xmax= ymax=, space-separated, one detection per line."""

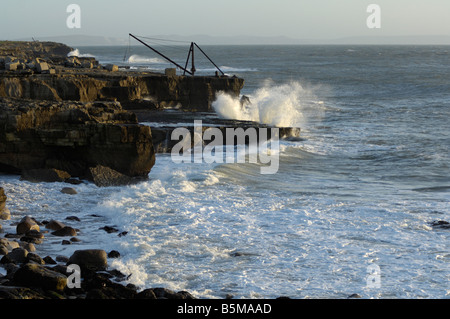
xmin=1 ymin=43 xmax=449 ymax=299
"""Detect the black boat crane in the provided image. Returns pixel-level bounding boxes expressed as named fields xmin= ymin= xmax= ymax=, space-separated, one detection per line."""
xmin=128 ymin=33 xmax=225 ymax=76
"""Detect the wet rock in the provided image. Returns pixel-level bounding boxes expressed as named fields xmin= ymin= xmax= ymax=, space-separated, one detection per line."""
xmin=20 ymin=236 xmax=43 ymax=245
xmin=25 ymin=229 xmax=45 ymax=239
xmin=68 ymin=249 xmax=108 ymax=272
xmin=60 ymin=187 xmax=77 ymax=195
xmin=13 ymin=263 xmax=67 ymax=291
xmin=99 ymin=225 xmax=119 ymax=233
xmin=430 ymin=220 xmax=450 ymax=229
xmin=0 ymin=238 xmax=20 ymax=251
xmin=136 ymin=288 xmax=157 ymax=299
xmin=83 ymin=272 xmax=138 ymax=299
xmin=0 ymin=245 xmax=8 ymax=255
xmin=26 ymin=253 xmax=45 ymax=265
xmin=43 ymin=256 xmax=57 ymax=264
xmin=0 ymin=286 xmax=46 ymax=299
xmin=21 ymin=242 xmax=36 ymax=252
xmin=107 ymin=250 xmax=120 ymax=258
xmin=0 ymin=187 xmax=7 ymax=211
xmin=6 ymin=248 xmax=28 ymax=264
xmin=0 ymin=208 xmax=11 ymax=221
xmin=0 ymin=188 xmax=10 ymax=221
xmin=151 ymin=287 xmax=196 ymax=299
xmin=65 ymin=216 xmax=81 ymax=222
xmin=45 ymin=219 xmax=66 ymax=231
xmin=87 ymin=165 xmax=141 ymax=187
xmin=51 ymin=226 xmax=77 ymax=237
xmin=55 ymin=255 xmax=69 ymax=263
xmin=16 ymin=216 xmax=40 ymax=235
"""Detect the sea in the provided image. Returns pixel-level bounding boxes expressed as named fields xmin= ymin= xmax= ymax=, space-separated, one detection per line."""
xmin=1 ymin=43 xmax=449 ymax=299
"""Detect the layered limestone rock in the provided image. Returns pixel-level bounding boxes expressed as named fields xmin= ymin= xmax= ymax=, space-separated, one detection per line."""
xmin=0 ymin=98 xmax=155 ymax=184
xmin=0 ymin=41 xmax=73 ymax=60
xmin=0 ymin=70 xmax=244 ymax=111
xmin=0 ymin=41 xmax=244 ymax=111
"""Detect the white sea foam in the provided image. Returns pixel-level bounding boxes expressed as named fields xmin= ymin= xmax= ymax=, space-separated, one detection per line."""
xmin=127 ymin=54 xmax=166 ymax=64
xmin=212 ymin=80 xmax=325 ymax=128
xmin=67 ymin=49 xmax=95 ymax=58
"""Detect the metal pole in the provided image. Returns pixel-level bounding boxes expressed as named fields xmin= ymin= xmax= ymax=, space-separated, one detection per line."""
xmin=129 ymin=33 xmax=192 ymax=75
xmin=193 ymin=43 xmax=225 ymax=76
xmin=191 ymin=42 xmax=196 ymax=75
xmin=183 ymin=44 xmax=192 ymax=76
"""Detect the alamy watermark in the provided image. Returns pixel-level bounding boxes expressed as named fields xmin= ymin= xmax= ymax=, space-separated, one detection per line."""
xmin=66 ymin=4 xmax=81 ymax=29
xmin=66 ymin=264 xmax=81 ymax=289
xmin=366 ymin=264 xmax=381 ymax=288
xmin=367 ymin=4 xmax=381 ymax=29
xmin=171 ymin=120 xmax=280 ymax=175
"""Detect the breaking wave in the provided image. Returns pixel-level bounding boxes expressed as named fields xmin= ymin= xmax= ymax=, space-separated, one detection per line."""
xmin=212 ymin=80 xmax=325 ymax=128
xmin=67 ymin=49 xmax=95 ymax=58
xmin=127 ymin=55 xmax=166 ymax=64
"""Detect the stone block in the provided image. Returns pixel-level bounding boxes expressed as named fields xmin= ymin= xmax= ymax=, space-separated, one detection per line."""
xmin=6 ymin=62 xmax=19 ymax=71
xmin=105 ymin=64 xmax=118 ymax=72
xmin=36 ymin=62 xmax=49 ymax=73
xmin=165 ymin=68 xmax=177 ymax=76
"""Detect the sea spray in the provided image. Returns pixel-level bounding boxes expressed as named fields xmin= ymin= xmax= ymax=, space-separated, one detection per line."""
xmin=127 ymin=54 xmax=166 ymax=64
xmin=212 ymin=80 xmax=325 ymax=128
xmin=67 ymin=48 xmax=95 ymax=58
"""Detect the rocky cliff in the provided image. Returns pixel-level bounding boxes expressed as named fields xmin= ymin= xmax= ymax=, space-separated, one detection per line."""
xmin=0 ymin=97 xmax=155 ymax=185
xmin=0 ymin=41 xmax=244 ymax=111
xmin=0 ymin=70 xmax=244 ymax=111
xmin=0 ymin=41 xmax=73 ymax=60
xmin=0 ymin=40 xmax=247 ymax=185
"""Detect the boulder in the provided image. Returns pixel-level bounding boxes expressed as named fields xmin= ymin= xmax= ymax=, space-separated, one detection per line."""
xmin=151 ymin=287 xmax=195 ymax=299
xmin=67 ymin=249 xmax=108 ymax=271
xmin=16 ymin=216 xmax=40 ymax=235
xmin=13 ymin=263 xmax=68 ymax=291
xmin=87 ymin=165 xmax=138 ymax=187
xmin=24 ymin=229 xmax=45 ymax=240
xmin=0 ymin=187 xmax=7 ymax=211
xmin=0 ymin=189 xmax=9 ymax=222
xmin=6 ymin=248 xmax=28 ymax=264
xmin=35 ymin=62 xmax=49 ymax=73
xmin=0 ymin=238 xmax=19 ymax=251
xmin=0 ymin=245 xmax=7 ymax=255
xmin=51 ymin=226 xmax=77 ymax=237
xmin=0 ymin=286 xmax=47 ymax=299
xmin=45 ymin=219 xmax=66 ymax=231
xmin=0 ymin=208 xmax=11 ymax=220
xmin=26 ymin=253 xmax=45 ymax=264
xmin=21 ymin=242 xmax=36 ymax=252
xmin=5 ymin=62 xmax=19 ymax=71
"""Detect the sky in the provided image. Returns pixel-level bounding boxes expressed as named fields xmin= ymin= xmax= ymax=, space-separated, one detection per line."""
xmin=1 ymin=0 xmax=450 ymax=44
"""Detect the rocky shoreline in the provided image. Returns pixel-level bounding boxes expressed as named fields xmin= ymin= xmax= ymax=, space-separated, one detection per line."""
xmin=0 ymin=41 xmax=301 ymax=299
xmin=0 ymin=186 xmax=200 ymax=299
